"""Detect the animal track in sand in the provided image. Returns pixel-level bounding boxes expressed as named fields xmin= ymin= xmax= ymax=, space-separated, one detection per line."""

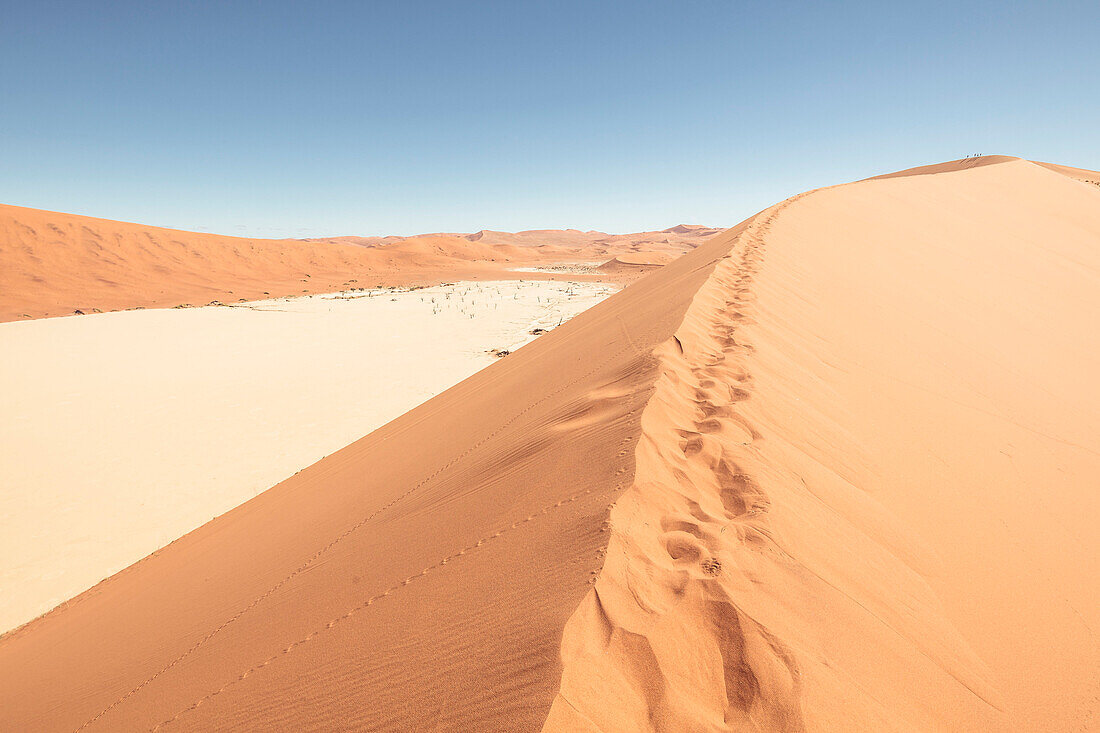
xmin=694 ymin=417 xmax=725 ymax=434
xmin=676 ymin=429 xmax=725 ymax=468
xmin=149 ymin=483 xmax=602 ymax=732
xmin=715 ymin=462 xmax=770 ymax=519
xmin=684 ymin=497 xmax=725 ymax=526
xmin=662 ymin=532 xmax=706 ymax=563
xmin=701 ymin=557 xmax=723 ymax=576
xmin=659 ymin=517 xmax=707 ymax=539
xmin=679 ymin=433 xmax=706 ymax=459
xmin=698 ymin=402 xmax=734 ymax=420
xmin=729 ymin=386 xmax=751 ymax=402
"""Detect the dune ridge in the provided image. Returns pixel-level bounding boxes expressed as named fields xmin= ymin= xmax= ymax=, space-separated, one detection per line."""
xmin=546 ymin=157 xmax=1099 ymax=731
xmin=545 ymin=196 xmax=816 ymax=732
xmin=1033 ymin=160 xmax=1100 ymax=187
xmin=865 ymin=154 xmax=1021 ymax=180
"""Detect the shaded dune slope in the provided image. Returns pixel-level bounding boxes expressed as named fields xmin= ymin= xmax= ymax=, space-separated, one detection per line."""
xmin=1 ymin=157 xmax=1097 ymax=732
xmin=864 ymin=154 xmax=1020 ymax=180
xmin=1033 ymin=160 xmax=1100 ymax=187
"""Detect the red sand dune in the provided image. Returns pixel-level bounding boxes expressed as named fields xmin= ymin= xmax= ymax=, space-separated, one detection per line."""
xmin=0 ymin=157 xmax=1097 ymax=731
xmin=597 ymin=251 xmax=678 ymax=274
xmin=0 ymin=207 xmax=717 ymax=322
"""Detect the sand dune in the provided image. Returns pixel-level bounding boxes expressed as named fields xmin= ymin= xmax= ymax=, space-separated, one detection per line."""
xmin=0 ymin=205 xmax=715 ymax=322
xmin=597 ymin=251 xmax=678 ymax=273
xmin=547 ymin=157 xmax=1100 ymax=732
xmin=1 ymin=157 xmax=1097 ymax=731
xmin=865 ymin=153 xmax=1022 ymax=180
xmin=1034 ymin=160 xmax=1100 ymax=187
xmin=339 ymin=225 xmax=724 ymax=250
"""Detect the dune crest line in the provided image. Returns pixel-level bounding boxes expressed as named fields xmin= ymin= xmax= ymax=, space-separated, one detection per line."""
xmin=544 ymin=196 xmax=811 ymax=731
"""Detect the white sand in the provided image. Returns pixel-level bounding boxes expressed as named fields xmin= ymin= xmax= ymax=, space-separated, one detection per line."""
xmin=0 ymin=280 xmax=616 ymax=633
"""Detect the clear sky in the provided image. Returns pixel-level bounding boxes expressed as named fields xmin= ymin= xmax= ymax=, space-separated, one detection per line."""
xmin=2 ymin=1 xmax=1097 ymax=238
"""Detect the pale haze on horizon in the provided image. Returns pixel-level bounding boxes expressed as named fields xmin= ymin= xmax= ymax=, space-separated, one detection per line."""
xmin=1 ymin=0 xmax=1097 ymax=238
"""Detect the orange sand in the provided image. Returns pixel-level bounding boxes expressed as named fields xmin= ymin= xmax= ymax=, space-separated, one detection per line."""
xmin=0 ymin=157 xmax=1096 ymax=731
xmin=0 ymin=205 xmax=717 ymax=322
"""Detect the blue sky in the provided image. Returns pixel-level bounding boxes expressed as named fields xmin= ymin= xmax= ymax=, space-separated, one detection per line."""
xmin=2 ymin=1 xmax=1097 ymax=237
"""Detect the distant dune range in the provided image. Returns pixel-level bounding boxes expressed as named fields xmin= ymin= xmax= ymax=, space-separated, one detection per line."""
xmin=1 ymin=157 xmax=1098 ymax=731
xmin=0 ymin=205 xmax=720 ymax=322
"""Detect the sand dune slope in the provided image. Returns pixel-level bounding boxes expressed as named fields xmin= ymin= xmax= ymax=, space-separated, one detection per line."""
xmin=0 ymin=157 xmax=1096 ymax=732
xmin=546 ymin=158 xmax=1099 ymax=732
xmin=0 ymin=217 xmax=745 ymax=730
xmin=1034 ymin=160 xmax=1100 ymax=188
xmin=865 ymin=154 xmax=1022 ymax=180
xmin=0 ymin=205 xmax=388 ymax=321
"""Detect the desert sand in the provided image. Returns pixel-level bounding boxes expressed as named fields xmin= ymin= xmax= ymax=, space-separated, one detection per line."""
xmin=0 ymin=157 xmax=1097 ymax=732
xmin=546 ymin=158 xmax=1099 ymax=732
xmin=0 ymin=281 xmax=615 ymax=635
xmin=0 ymin=204 xmax=716 ymax=322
